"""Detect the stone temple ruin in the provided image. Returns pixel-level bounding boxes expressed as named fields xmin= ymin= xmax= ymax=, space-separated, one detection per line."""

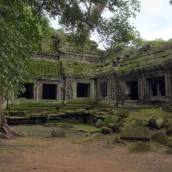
xmin=3 ymin=36 xmax=172 ymax=124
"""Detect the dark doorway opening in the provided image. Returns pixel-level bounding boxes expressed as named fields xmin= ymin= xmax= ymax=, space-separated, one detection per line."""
xmin=18 ymin=83 xmax=34 ymax=99
xmin=125 ymin=81 xmax=138 ymax=100
xmin=159 ymin=79 xmax=165 ymax=96
xmin=77 ymin=83 xmax=90 ymax=97
xmin=100 ymin=82 xmax=108 ymax=98
xmin=42 ymin=84 xmax=57 ymax=100
xmin=150 ymin=80 xmax=157 ymax=96
xmin=150 ymin=78 xmax=165 ymax=97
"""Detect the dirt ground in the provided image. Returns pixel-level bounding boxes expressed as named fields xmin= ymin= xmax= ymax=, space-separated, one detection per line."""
xmin=0 ymin=124 xmax=172 ymax=172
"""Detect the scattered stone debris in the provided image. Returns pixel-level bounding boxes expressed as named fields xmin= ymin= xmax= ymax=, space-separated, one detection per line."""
xmin=113 ymin=110 xmax=129 ymax=118
xmin=101 ymin=127 xmax=112 ymax=134
xmin=113 ymin=124 xmax=121 ymax=133
xmin=132 ymin=118 xmax=149 ymax=127
xmin=120 ymin=127 xmax=151 ymax=140
xmin=151 ymin=132 xmax=169 ymax=146
xmin=148 ymin=115 xmax=167 ymax=129
xmin=103 ymin=115 xmax=120 ymax=125
xmin=128 ymin=141 xmax=151 ymax=153
xmin=96 ymin=119 xmax=104 ymax=128
xmin=166 ymin=122 xmax=172 ymax=135
xmin=51 ymin=130 xmax=65 ymax=137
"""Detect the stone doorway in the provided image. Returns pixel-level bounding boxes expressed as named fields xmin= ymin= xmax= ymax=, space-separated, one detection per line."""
xmin=42 ymin=84 xmax=57 ymax=100
xmin=149 ymin=78 xmax=165 ymax=97
xmin=77 ymin=83 xmax=90 ymax=97
xmin=125 ymin=81 xmax=138 ymax=100
xmin=100 ymin=82 xmax=108 ymax=98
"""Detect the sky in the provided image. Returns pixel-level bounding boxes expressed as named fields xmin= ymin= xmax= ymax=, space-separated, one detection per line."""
xmin=130 ymin=0 xmax=172 ymax=40
xmin=50 ymin=0 xmax=172 ymax=47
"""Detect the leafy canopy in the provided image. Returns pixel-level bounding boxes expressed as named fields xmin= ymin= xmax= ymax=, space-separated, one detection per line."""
xmin=0 ymin=1 xmax=39 ymax=92
xmin=27 ymin=0 xmax=141 ymax=47
xmin=0 ymin=0 xmax=140 ymax=93
xmin=0 ymin=0 xmax=57 ymax=92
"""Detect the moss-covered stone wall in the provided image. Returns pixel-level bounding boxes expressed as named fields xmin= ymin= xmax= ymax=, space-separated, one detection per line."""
xmin=116 ymin=43 xmax=172 ymax=76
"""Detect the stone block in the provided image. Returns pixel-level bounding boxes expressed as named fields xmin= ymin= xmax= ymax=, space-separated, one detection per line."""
xmin=52 ymin=130 xmax=65 ymax=137
xmin=128 ymin=141 xmax=151 ymax=153
xmin=120 ymin=127 xmax=150 ymax=140
xmin=151 ymin=132 xmax=169 ymax=146
xmin=113 ymin=109 xmax=129 ymax=117
xmin=149 ymin=116 xmax=167 ymax=129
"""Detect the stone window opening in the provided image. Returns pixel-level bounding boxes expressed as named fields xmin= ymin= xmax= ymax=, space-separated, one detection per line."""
xmin=125 ymin=81 xmax=138 ymax=100
xmin=100 ymin=82 xmax=108 ymax=98
xmin=18 ymin=83 xmax=34 ymax=99
xmin=150 ymin=78 xmax=165 ymax=97
xmin=77 ymin=83 xmax=90 ymax=97
xmin=42 ymin=84 xmax=57 ymax=100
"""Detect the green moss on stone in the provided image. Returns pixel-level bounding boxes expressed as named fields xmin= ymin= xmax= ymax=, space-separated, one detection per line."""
xmin=128 ymin=141 xmax=151 ymax=153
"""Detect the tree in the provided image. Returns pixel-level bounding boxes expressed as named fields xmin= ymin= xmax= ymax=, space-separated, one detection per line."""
xmin=0 ymin=0 xmax=54 ymax=138
xmin=0 ymin=0 xmax=140 ymax=138
xmin=169 ymin=0 xmax=172 ymax=5
xmin=26 ymin=0 xmax=140 ymax=47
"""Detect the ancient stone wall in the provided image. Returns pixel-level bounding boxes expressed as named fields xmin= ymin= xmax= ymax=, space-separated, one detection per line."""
xmin=12 ymin=42 xmax=172 ymax=108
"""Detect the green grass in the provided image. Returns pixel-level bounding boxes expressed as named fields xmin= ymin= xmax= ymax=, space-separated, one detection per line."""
xmin=72 ymin=124 xmax=101 ymax=133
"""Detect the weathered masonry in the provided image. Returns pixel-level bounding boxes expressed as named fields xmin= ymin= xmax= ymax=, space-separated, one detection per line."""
xmin=4 ymin=39 xmax=172 ymax=124
xmin=10 ymin=41 xmax=172 ymax=107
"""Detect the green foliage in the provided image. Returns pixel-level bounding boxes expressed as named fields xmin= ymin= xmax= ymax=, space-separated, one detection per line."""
xmin=131 ymin=30 xmax=172 ymax=49
xmin=0 ymin=0 xmax=141 ymax=94
xmin=26 ymin=0 xmax=141 ymax=48
xmin=0 ymin=1 xmax=58 ymax=93
xmin=0 ymin=0 xmax=41 ymax=92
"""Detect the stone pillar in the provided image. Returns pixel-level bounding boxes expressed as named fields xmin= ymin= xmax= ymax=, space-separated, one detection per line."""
xmin=91 ymin=80 xmax=96 ymax=100
xmin=73 ymin=81 xmax=77 ymax=99
xmin=165 ymin=72 xmax=170 ymax=102
xmin=35 ymin=81 xmax=40 ymax=101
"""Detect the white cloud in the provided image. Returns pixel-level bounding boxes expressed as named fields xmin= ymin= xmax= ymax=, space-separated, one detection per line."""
xmin=132 ymin=0 xmax=172 ymax=40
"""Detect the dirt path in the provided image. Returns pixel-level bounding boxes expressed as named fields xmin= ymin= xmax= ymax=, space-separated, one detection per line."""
xmin=0 ymin=125 xmax=172 ymax=172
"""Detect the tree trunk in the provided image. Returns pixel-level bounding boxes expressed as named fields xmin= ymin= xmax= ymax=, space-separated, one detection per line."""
xmin=0 ymin=112 xmax=24 ymax=139
xmin=0 ymin=93 xmax=24 ymax=139
xmin=84 ymin=1 xmax=108 ymax=36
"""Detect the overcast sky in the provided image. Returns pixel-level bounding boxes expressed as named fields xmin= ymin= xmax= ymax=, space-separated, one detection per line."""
xmin=131 ymin=0 xmax=172 ymax=40
xmin=50 ymin=0 xmax=172 ymax=46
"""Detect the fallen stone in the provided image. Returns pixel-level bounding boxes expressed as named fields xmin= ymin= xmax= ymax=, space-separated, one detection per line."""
xmin=148 ymin=116 xmax=167 ymax=129
xmin=101 ymin=127 xmax=111 ymax=134
xmin=128 ymin=141 xmax=151 ymax=153
xmin=52 ymin=130 xmax=65 ymax=137
xmin=120 ymin=127 xmax=150 ymax=140
xmin=166 ymin=123 xmax=172 ymax=135
xmin=151 ymin=132 xmax=169 ymax=146
xmin=132 ymin=119 xmax=149 ymax=127
xmin=103 ymin=115 xmax=120 ymax=124
xmin=113 ymin=109 xmax=129 ymax=118
xmin=96 ymin=119 xmax=104 ymax=128
xmin=107 ymin=123 xmax=114 ymax=128
xmin=113 ymin=123 xmax=121 ymax=133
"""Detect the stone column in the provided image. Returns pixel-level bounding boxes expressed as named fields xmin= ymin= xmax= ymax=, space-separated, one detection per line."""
xmin=165 ymin=72 xmax=170 ymax=102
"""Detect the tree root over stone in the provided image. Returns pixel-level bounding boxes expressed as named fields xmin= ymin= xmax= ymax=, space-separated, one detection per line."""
xmin=0 ymin=114 xmax=24 ymax=139
xmin=105 ymin=136 xmax=127 ymax=149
